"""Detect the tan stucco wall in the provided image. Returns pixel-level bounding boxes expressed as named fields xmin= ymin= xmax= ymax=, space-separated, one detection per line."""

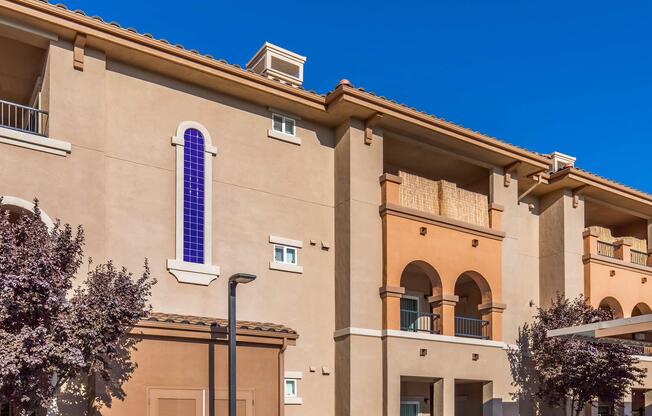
xmin=1 ymin=40 xmax=336 ymax=416
xmin=4 ymin=27 xmax=652 ymax=416
xmin=100 ymin=336 xmax=281 ymax=416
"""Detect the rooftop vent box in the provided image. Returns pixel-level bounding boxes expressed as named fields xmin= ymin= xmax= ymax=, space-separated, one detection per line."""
xmin=550 ymin=151 xmax=576 ymax=173
xmin=247 ymin=42 xmax=306 ymax=88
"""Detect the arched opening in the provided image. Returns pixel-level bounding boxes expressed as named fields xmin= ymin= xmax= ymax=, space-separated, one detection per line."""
xmin=598 ymin=297 xmax=624 ymax=320
xmin=454 ymin=271 xmax=492 ymax=339
xmin=632 ymin=303 xmax=652 ymax=317
xmin=0 ymin=196 xmax=54 ymax=229
xmin=399 ymin=261 xmax=442 ymax=334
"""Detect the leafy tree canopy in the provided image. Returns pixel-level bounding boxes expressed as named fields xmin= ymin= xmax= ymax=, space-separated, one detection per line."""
xmin=0 ymin=201 xmax=155 ymax=415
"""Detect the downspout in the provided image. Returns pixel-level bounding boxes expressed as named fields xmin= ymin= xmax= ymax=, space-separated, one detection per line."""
xmin=278 ymin=338 xmax=288 ymax=416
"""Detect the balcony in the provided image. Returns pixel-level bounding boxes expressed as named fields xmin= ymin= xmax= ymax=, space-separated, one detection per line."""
xmin=0 ymin=100 xmax=48 ymax=137
xmin=454 ymin=316 xmax=489 ymax=340
xmin=584 ymin=226 xmax=650 ymax=268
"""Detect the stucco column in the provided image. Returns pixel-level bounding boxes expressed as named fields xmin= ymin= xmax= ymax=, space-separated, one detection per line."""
xmin=478 ymin=302 xmax=506 ymax=341
xmin=380 ymin=286 xmax=405 ymax=330
xmin=433 ymin=378 xmax=455 ymax=416
xmin=482 ymin=382 xmax=503 ymax=416
xmin=615 ymin=238 xmax=632 ymax=263
xmin=623 ymin=391 xmax=633 ymax=416
xmin=645 ymin=390 xmax=652 ymax=416
xmin=429 ymin=294 xmax=458 ymax=336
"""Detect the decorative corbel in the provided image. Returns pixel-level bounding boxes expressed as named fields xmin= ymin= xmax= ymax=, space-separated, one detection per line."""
xmin=572 ymin=185 xmax=588 ymax=208
xmin=73 ymin=33 xmax=87 ymax=71
xmin=503 ymin=161 xmax=521 ymax=187
xmin=364 ymin=113 xmax=383 ymax=145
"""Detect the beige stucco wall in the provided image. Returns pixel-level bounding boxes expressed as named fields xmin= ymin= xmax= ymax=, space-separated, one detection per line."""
xmin=4 ymin=27 xmax=652 ymax=416
xmin=1 ymin=40 xmax=336 ymax=416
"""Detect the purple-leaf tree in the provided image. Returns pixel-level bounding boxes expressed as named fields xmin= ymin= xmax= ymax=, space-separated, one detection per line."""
xmin=0 ymin=201 xmax=155 ymax=415
xmin=508 ymin=295 xmax=645 ymax=416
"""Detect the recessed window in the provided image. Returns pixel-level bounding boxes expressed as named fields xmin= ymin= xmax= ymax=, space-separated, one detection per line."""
xmin=272 ymin=114 xmax=295 ymax=136
xmin=284 ymin=379 xmax=297 ymax=398
xmin=274 ymin=244 xmax=297 ymax=265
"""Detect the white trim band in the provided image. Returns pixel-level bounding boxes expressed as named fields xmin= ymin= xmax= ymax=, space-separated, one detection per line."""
xmin=267 ymin=129 xmax=301 ymax=145
xmin=269 ymin=261 xmax=303 ymax=274
xmin=333 ymin=327 xmax=507 ymax=349
xmin=269 ymin=235 xmax=303 ymax=248
xmin=0 ymin=126 xmax=71 ymax=156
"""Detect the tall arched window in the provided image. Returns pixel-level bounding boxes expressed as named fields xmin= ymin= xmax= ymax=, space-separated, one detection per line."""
xmin=167 ymin=122 xmax=220 ymax=285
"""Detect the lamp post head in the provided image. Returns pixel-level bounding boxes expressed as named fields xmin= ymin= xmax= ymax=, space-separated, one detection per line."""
xmin=229 ymin=273 xmax=257 ymax=285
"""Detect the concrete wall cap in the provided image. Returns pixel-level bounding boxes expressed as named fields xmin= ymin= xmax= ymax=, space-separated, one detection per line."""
xmin=379 ymin=286 xmax=405 ymax=297
xmin=478 ymin=301 xmax=507 ymax=311
xmin=489 ymin=202 xmax=504 ymax=212
xmin=428 ymin=294 xmax=459 ymax=303
xmin=379 ymin=173 xmax=402 ymax=184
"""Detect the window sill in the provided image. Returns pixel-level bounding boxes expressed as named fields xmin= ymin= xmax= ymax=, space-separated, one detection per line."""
xmin=267 ymin=129 xmax=301 ymax=145
xmin=284 ymin=397 xmax=303 ymax=405
xmin=0 ymin=126 xmax=71 ymax=156
xmin=167 ymin=259 xmax=220 ymax=285
xmin=269 ymin=261 xmax=303 ymax=274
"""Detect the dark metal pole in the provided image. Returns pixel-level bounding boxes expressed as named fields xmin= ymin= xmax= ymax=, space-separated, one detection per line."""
xmin=228 ymin=280 xmax=237 ymax=416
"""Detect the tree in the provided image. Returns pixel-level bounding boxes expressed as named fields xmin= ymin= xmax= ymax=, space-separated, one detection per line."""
xmin=0 ymin=201 xmax=156 ymax=415
xmin=508 ymin=295 xmax=645 ymax=416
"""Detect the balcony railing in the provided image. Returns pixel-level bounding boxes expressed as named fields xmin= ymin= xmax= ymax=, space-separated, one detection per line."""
xmin=631 ymin=249 xmax=648 ymax=266
xmin=454 ymin=316 xmax=489 ymax=339
xmin=0 ymin=99 xmax=48 ymax=136
xmin=597 ymin=240 xmax=616 ymax=258
xmin=400 ymin=309 xmax=440 ymax=334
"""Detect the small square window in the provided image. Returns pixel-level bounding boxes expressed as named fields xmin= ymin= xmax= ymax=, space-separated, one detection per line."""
xmin=272 ymin=113 xmax=296 ymax=137
xmin=273 ymin=244 xmax=298 ymax=265
xmin=285 ymin=379 xmax=297 ymax=397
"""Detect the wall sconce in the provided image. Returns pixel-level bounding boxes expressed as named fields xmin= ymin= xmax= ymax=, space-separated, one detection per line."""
xmin=610 ymin=270 xmax=616 ymax=277
xmin=472 ymin=353 xmax=479 ymax=361
xmin=420 ymin=348 xmax=428 ymax=357
xmin=472 ymin=239 xmax=479 ymax=247
xmin=643 ymin=277 xmax=648 ymax=284
xmin=420 ymin=227 xmax=428 ymax=236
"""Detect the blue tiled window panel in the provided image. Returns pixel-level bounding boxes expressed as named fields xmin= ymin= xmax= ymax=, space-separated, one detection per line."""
xmin=183 ymin=128 xmax=205 ymax=264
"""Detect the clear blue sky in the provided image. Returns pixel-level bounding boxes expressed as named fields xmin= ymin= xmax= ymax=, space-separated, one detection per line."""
xmin=63 ymin=0 xmax=652 ymax=192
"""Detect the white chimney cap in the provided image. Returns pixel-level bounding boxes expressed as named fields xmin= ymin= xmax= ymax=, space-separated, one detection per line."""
xmin=247 ymin=42 xmax=307 ymax=88
xmin=550 ymin=151 xmax=576 ymax=172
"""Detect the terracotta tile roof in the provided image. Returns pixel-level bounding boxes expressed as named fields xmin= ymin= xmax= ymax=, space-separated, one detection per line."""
xmin=144 ymin=312 xmax=297 ymax=335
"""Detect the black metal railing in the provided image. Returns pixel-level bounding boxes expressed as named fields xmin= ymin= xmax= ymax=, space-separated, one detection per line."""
xmin=400 ymin=309 xmax=440 ymax=334
xmin=0 ymin=99 xmax=48 ymax=136
xmin=631 ymin=249 xmax=648 ymax=266
xmin=454 ymin=316 xmax=489 ymax=339
xmin=597 ymin=240 xmax=616 ymax=258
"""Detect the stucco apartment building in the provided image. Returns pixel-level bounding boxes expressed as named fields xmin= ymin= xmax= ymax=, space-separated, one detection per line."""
xmin=1 ymin=1 xmax=652 ymax=415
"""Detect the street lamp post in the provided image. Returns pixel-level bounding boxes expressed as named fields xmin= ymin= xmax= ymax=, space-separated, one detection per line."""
xmin=228 ymin=273 xmax=257 ymax=416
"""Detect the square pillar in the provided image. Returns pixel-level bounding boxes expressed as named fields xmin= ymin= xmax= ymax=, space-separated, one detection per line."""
xmin=380 ymin=286 xmax=405 ymax=330
xmin=615 ymin=238 xmax=632 ymax=263
xmin=645 ymin=390 xmax=652 ymax=416
xmin=478 ymin=302 xmax=507 ymax=341
xmin=482 ymin=382 xmax=503 ymax=416
xmin=433 ymin=378 xmax=455 ymax=416
xmin=429 ymin=294 xmax=459 ymax=336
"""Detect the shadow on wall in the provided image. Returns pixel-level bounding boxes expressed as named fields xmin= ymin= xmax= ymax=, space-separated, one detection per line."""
xmin=57 ymin=336 xmax=140 ymax=415
xmin=506 ymin=327 xmax=545 ymax=416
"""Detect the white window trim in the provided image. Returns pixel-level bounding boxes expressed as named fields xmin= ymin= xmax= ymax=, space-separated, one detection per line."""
xmin=284 ymin=372 xmax=303 ymax=405
xmin=269 ymin=235 xmax=303 ymax=274
xmin=0 ymin=195 xmax=54 ymax=229
xmin=0 ymin=126 xmax=71 ymax=156
xmin=267 ymin=129 xmax=301 ymax=145
xmin=271 ymin=113 xmax=296 ymax=136
xmin=401 ymin=294 xmax=420 ymax=312
xmin=273 ymin=245 xmax=298 ymax=265
xmin=167 ymin=121 xmax=220 ymax=286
